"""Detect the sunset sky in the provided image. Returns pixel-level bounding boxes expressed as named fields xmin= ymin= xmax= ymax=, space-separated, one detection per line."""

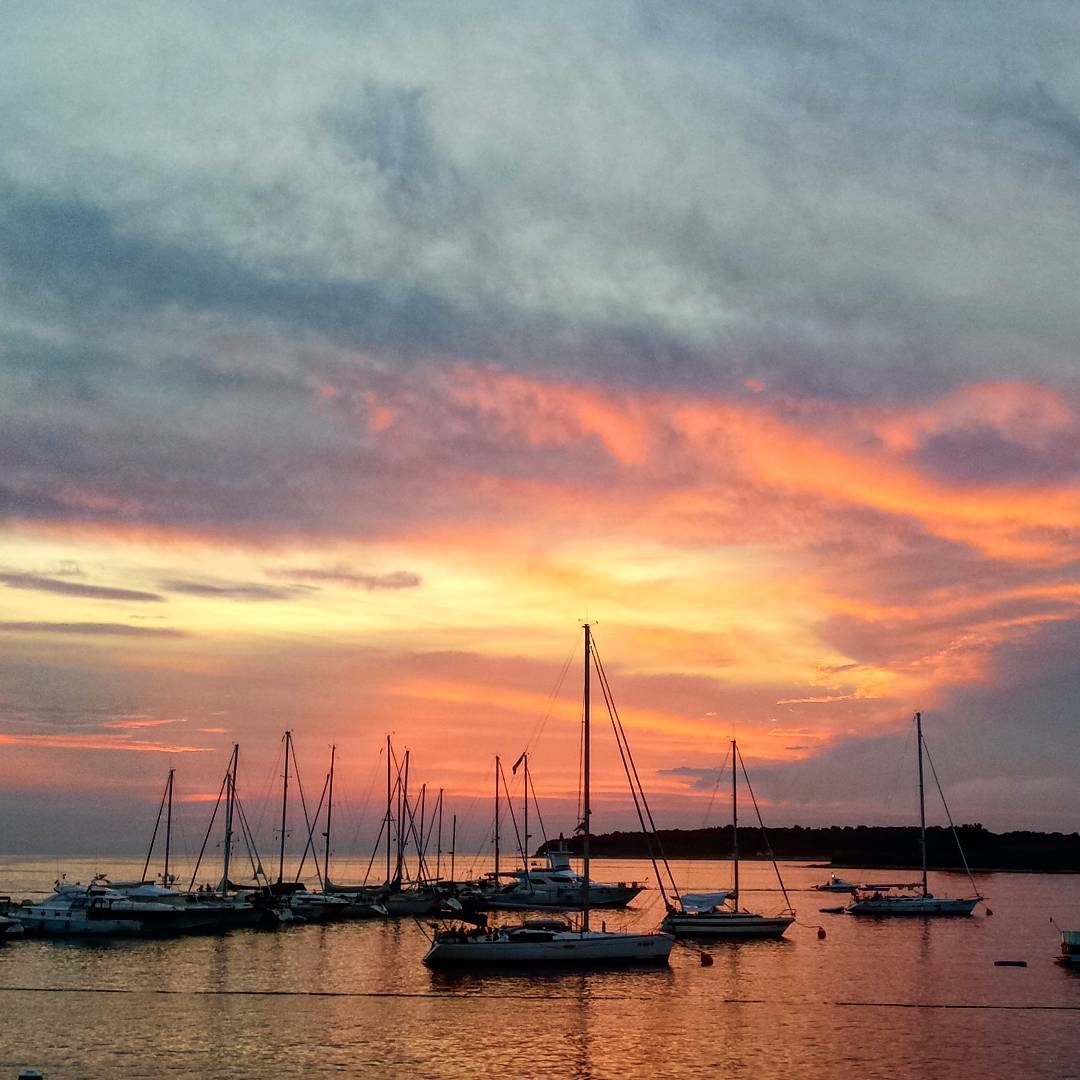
xmin=2 ymin=2 xmax=1079 ymax=857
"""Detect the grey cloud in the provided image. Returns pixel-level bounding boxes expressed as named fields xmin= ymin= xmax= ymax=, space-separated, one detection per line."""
xmin=160 ymin=579 xmax=312 ymax=602
xmin=275 ymin=567 xmax=422 ymax=590
xmin=0 ymin=622 xmax=186 ymax=637
xmin=0 ymin=571 xmax=163 ymax=603
xmin=2 ymin=2 xmax=1079 ymax=404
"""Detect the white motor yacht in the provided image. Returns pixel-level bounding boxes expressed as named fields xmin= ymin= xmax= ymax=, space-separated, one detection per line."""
xmin=15 ymin=881 xmax=222 ymax=936
xmin=480 ymin=842 xmax=645 ymax=911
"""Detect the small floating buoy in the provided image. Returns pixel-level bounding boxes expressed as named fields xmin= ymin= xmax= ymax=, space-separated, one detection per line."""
xmin=817 ymin=926 xmax=827 ymax=940
xmin=994 ymin=960 xmax=1027 ymax=967
xmin=985 ymin=907 xmax=993 ymax=916
xmin=700 ymin=951 xmax=714 ymax=967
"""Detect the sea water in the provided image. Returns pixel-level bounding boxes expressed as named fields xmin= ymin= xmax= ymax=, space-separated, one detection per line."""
xmin=0 ymin=857 xmax=1077 ymax=1078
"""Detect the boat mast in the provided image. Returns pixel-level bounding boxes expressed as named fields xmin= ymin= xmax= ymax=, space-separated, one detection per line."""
xmin=523 ymin=753 xmax=530 ymax=886
xmin=582 ymin=622 xmax=592 ymax=933
xmin=731 ymin=737 xmax=739 ymax=911
xmin=916 ymin=711 xmax=928 ymax=897
xmin=385 ymin=735 xmax=392 ymax=885
xmin=397 ymin=749 xmax=410 ymax=883
xmin=222 ymin=744 xmax=238 ymax=894
xmin=494 ymin=755 xmax=501 ymax=879
xmin=277 ymin=730 xmax=292 ymax=885
xmin=450 ymin=813 xmax=457 ymax=881
xmin=164 ymin=767 xmax=174 ymax=885
xmin=324 ymin=744 xmax=336 ymax=888
xmin=435 ymin=788 xmax=444 ymax=880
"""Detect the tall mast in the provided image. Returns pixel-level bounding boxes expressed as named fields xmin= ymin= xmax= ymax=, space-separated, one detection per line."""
xmin=731 ymin=738 xmax=739 ymax=910
xmin=164 ymin=767 xmax=174 ymax=885
xmin=324 ymin=745 xmax=336 ymax=888
xmin=277 ymin=730 xmax=291 ymax=885
xmin=523 ymin=753 xmax=530 ymax=885
xmin=385 ymin=735 xmax=392 ymax=885
xmin=396 ymin=749 xmax=410 ymax=883
xmin=494 ymin=755 xmax=501 ymax=879
xmin=582 ymin=622 xmax=592 ymax=933
xmin=450 ymin=813 xmax=457 ymax=881
xmin=222 ymin=744 xmax=238 ymax=894
xmin=916 ymin=711 xmax=928 ymax=897
xmin=435 ymin=788 xmax=444 ymax=881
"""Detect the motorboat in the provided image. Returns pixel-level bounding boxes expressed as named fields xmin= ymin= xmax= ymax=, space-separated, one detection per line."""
xmin=478 ymin=841 xmax=645 ymax=911
xmin=813 ymin=875 xmax=859 ymax=893
xmin=15 ymin=881 xmax=224 ymax=936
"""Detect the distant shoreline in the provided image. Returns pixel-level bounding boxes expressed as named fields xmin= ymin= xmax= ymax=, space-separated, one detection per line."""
xmin=538 ymin=823 xmax=1080 ymax=874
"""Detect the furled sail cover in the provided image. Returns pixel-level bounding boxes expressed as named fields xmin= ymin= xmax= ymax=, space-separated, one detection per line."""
xmin=680 ymin=891 xmax=731 ymax=913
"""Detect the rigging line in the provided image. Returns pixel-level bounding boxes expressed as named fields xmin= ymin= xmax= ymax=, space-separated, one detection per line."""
xmin=188 ymin=768 xmax=228 ymax=892
xmin=592 ymin=640 xmax=681 ymax=904
xmin=340 ymin=742 xmax=385 ymax=857
xmin=736 ymin=744 xmax=793 ymax=913
xmin=499 ymin=759 xmax=528 ymax=869
xmin=233 ymin=792 xmax=268 ymax=885
xmin=523 ymin=636 xmax=579 ymax=758
xmin=290 ymin=741 xmax=325 ymax=889
xmin=294 ymin=769 xmax=330 ymax=887
xmin=920 ymin=734 xmax=980 ymax=897
xmin=701 ymin=746 xmax=732 ymax=827
xmin=527 ymin=770 xmax=549 ymax=848
xmin=245 ymin=745 xmax=283 ymax=846
xmin=361 ymin=780 xmax=394 ymax=886
xmin=595 ymin=665 xmax=663 ymax=888
xmin=400 ymin=786 xmax=432 ymax=882
xmin=591 ymin=643 xmax=680 ymax=906
xmin=141 ymin=773 xmax=170 ymax=883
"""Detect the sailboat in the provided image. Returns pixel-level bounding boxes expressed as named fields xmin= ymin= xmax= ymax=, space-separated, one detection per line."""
xmin=185 ymin=745 xmax=286 ymax=928
xmin=846 ymin=712 xmax=982 ymax=917
xmin=254 ymin=731 xmax=353 ymax=922
xmin=313 ymin=745 xmax=387 ymax=917
xmin=422 ymin=623 xmax=674 ymax=967
xmin=661 ymin=739 xmax=794 ymax=939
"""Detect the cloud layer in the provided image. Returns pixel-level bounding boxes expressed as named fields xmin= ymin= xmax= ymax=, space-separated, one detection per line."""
xmin=2 ymin=2 xmax=1079 ymax=849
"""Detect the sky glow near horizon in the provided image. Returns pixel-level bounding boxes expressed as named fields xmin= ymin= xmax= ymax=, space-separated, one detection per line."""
xmin=2 ymin=1 xmax=1080 ymax=855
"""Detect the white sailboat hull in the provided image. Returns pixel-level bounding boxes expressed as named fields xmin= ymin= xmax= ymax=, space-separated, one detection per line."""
xmin=424 ymin=929 xmax=673 ymax=967
xmin=661 ymin=911 xmax=793 ymax=938
xmin=846 ymin=895 xmax=979 ymax=916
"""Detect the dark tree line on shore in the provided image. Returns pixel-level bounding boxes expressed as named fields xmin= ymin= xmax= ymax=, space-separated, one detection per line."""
xmin=538 ymin=824 xmax=1080 ymax=872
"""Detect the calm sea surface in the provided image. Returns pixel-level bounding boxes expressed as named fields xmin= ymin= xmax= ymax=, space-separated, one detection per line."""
xmin=0 ymin=857 xmax=1078 ymax=1079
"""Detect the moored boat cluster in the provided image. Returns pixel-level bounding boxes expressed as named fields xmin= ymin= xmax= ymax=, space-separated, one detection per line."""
xmin=2 ymin=628 xmax=1069 ymax=969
